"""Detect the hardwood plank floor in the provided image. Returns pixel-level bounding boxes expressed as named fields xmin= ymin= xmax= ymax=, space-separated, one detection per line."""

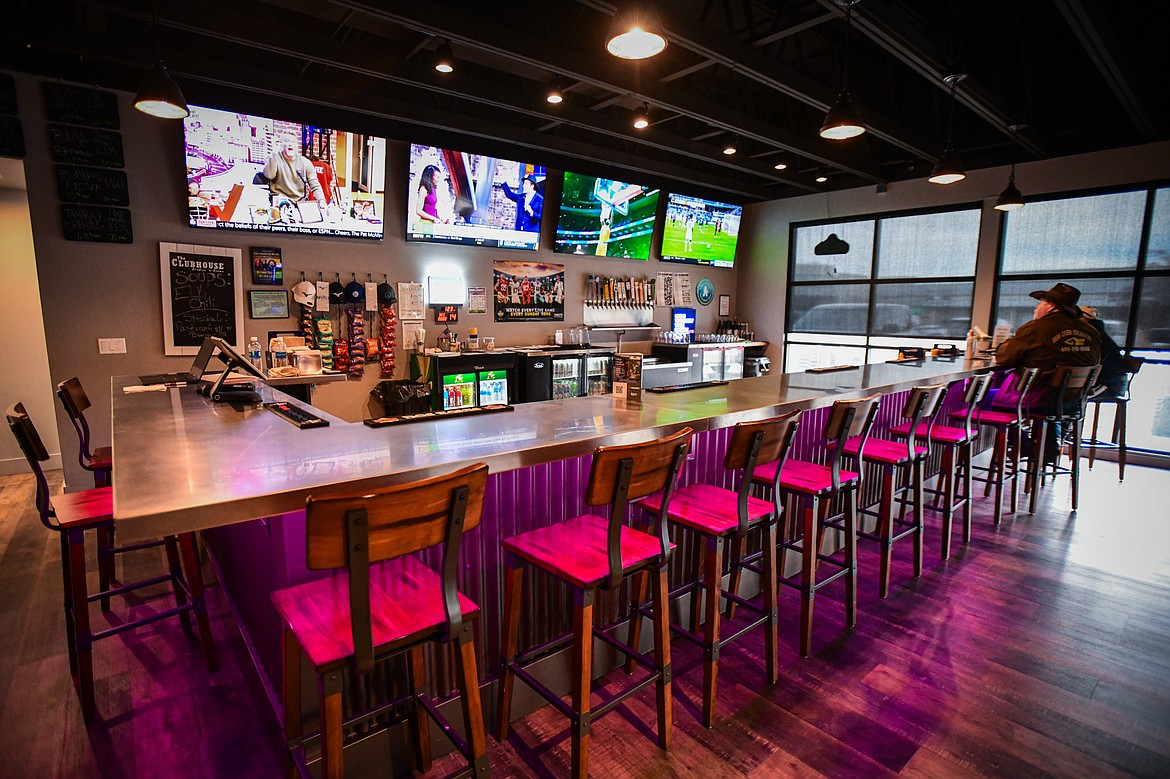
xmin=1 ymin=461 xmax=1168 ymax=778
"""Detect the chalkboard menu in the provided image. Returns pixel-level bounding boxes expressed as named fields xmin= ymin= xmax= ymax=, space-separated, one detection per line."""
xmin=43 ymin=83 xmax=120 ymax=129
xmin=44 ymin=81 xmax=130 ymax=243
xmin=56 ymin=165 xmax=130 ymax=206
xmin=61 ymin=204 xmax=133 ymax=243
xmin=160 ymin=243 xmax=244 ymax=354
xmin=48 ymin=124 xmax=125 ymax=168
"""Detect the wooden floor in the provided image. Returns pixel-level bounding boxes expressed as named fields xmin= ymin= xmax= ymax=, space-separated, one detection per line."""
xmin=2 ymin=460 xmax=1168 ymax=778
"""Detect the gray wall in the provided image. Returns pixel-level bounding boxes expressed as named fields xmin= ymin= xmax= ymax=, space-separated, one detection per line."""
xmin=6 ymin=71 xmax=739 ymax=491
xmin=737 ymin=140 xmax=1170 ymax=365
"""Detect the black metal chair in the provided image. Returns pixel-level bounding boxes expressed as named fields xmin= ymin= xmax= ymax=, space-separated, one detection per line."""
xmin=1085 ymin=355 xmax=1145 ymax=480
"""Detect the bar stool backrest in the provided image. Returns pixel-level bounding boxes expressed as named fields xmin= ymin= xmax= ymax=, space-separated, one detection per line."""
xmin=1049 ymin=364 xmax=1103 ymax=419
xmin=999 ymin=367 xmax=1040 ymax=425
xmin=304 ymin=462 xmax=489 ymax=673
xmin=1120 ymin=355 xmax=1146 ymax=401
xmin=586 ymin=426 xmax=692 ymax=590
xmin=5 ymin=403 xmax=56 ymax=530
xmin=56 ymin=377 xmax=99 ymax=469
xmin=897 ymin=383 xmax=948 ymax=459
xmin=824 ymin=395 xmax=881 ymax=493
xmin=724 ymin=411 xmax=802 ymax=535
xmin=952 ymin=373 xmax=994 ymax=439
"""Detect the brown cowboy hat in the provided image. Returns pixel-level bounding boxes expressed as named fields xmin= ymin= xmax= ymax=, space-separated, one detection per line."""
xmin=1029 ymin=283 xmax=1082 ymax=316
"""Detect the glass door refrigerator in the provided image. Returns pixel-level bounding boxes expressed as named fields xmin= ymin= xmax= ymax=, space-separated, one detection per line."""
xmin=585 ymin=352 xmax=614 ymax=395
xmin=551 ymin=354 xmax=583 ymax=399
xmin=440 ymin=371 xmax=477 ymax=410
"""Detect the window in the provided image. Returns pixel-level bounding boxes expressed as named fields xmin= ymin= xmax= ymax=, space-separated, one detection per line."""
xmin=994 ymin=182 xmax=1170 ymax=457
xmin=786 ymin=206 xmax=980 ymax=369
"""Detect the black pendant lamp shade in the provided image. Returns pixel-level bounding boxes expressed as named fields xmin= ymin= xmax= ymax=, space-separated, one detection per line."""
xmin=134 ymin=60 xmax=189 ymax=119
xmin=928 ymin=72 xmax=967 ymax=184
xmin=994 ymin=124 xmax=1027 ymax=211
xmin=820 ymin=0 xmax=865 ymax=140
xmin=434 ymin=40 xmax=455 ymax=73
xmin=820 ymin=90 xmax=865 ymax=140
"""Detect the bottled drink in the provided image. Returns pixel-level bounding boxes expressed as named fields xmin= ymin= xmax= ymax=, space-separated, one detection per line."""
xmin=247 ymin=337 xmax=263 ymax=371
xmin=273 ymin=337 xmax=288 ymax=368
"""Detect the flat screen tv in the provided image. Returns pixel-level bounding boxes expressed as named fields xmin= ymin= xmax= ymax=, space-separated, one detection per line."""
xmin=183 ymin=105 xmax=387 ymax=239
xmin=661 ymin=193 xmax=742 ymax=267
xmin=407 ymin=144 xmax=545 ymax=250
xmin=554 ymin=172 xmax=660 ymax=259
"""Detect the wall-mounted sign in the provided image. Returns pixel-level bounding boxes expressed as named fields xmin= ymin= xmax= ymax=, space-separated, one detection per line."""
xmin=695 ymin=278 xmax=715 ymax=306
xmin=159 ymin=242 xmax=244 ymax=355
xmin=493 ymin=260 xmax=564 ymax=322
xmin=60 ymin=203 xmax=132 ymax=243
xmin=433 ymin=304 xmax=460 ymax=323
xmin=250 ymin=246 xmax=283 ymax=285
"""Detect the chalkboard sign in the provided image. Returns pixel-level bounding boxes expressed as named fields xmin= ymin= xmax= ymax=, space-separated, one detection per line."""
xmin=61 ymin=204 xmax=133 ymax=243
xmin=48 ymin=124 xmax=124 ymax=168
xmin=56 ymin=165 xmax=130 ymax=206
xmin=0 ymin=116 xmax=24 ymax=158
xmin=160 ymin=243 xmax=244 ymax=355
xmin=43 ymin=83 xmax=120 ymax=129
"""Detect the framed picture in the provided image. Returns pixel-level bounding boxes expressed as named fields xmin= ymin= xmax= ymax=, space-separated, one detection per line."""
xmin=718 ymin=294 xmax=730 ymax=317
xmin=160 ymin=242 xmax=244 ymax=355
xmin=249 ymin=289 xmax=290 ymax=319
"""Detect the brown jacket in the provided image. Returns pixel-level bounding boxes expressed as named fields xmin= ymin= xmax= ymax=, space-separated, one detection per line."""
xmin=995 ymin=309 xmax=1101 ymax=407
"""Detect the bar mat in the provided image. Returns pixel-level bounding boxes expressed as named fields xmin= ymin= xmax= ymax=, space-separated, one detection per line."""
xmin=364 ymin=404 xmax=514 ymax=427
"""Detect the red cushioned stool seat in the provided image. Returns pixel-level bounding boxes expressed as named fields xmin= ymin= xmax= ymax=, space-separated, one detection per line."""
xmin=497 ymin=428 xmax=692 ymax=778
xmin=635 ymin=413 xmax=800 ymax=727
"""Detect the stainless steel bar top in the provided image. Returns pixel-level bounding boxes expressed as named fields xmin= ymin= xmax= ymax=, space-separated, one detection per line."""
xmin=110 ymin=358 xmax=990 ymax=542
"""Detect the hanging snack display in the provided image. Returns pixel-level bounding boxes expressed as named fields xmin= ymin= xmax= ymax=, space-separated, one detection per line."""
xmin=347 ymin=308 xmax=365 ymax=377
xmin=380 ymin=303 xmax=397 ymax=378
xmin=333 ymin=334 xmax=350 ymax=373
xmin=314 ymin=315 xmax=334 ymax=370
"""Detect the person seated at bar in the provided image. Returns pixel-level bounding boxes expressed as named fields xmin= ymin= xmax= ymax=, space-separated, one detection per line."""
xmin=994 ymin=282 xmax=1101 ymax=462
xmin=1079 ymin=305 xmax=1127 ymax=398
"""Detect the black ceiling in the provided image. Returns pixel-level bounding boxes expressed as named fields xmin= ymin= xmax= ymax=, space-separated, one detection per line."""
xmin=3 ymin=0 xmax=1165 ymax=204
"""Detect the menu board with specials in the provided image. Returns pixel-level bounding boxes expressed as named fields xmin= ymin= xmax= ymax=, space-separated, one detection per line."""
xmin=159 ymin=242 xmax=244 ymax=355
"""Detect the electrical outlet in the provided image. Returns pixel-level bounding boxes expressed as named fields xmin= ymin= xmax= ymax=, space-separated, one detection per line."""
xmin=98 ymin=338 xmax=126 ymax=355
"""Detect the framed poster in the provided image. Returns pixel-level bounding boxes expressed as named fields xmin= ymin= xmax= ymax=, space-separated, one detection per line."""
xmin=494 ymin=261 xmax=564 ymax=322
xmin=718 ymin=294 xmax=730 ymax=317
xmin=159 ymin=242 xmax=244 ymax=355
xmin=249 ymin=289 xmax=289 ymax=319
xmin=250 ymin=246 xmax=283 ymax=285
xmin=468 ymin=286 xmax=487 ymax=314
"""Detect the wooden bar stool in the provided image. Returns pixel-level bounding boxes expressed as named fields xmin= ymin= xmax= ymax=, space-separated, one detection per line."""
xmin=841 ymin=384 xmax=947 ymax=598
xmin=7 ymin=402 xmax=218 ymax=721
xmin=1086 ymin=355 xmax=1144 ymax=480
xmin=271 ymin=462 xmax=491 ymax=779
xmin=750 ymin=396 xmax=880 ymax=658
xmin=636 ymin=412 xmax=801 ymax=727
xmin=496 ymin=427 xmax=692 ymax=779
xmin=1026 ymin=364 xmax=1101 ymax=514
xmin=891 ymin=374 xmax=992 ymax=556
xmin=58 ymin=377 xmax=118 ymax=610
xmin=956 ymin=367 xmax=1039 ymax=526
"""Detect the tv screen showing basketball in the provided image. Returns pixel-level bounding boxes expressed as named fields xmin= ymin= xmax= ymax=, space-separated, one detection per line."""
xmin=406 ymin=144 xmax=546 ymax=250
xmin=183 ymin=104 xmax=386 ymax=239
xmin=661 ymin=193 xmax=742 ymax=268
xmin=553 ymin=172 xmax=660 ymax=260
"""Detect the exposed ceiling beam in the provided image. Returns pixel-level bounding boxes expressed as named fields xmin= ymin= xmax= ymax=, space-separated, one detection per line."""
xmin=332 ymin=0 xmax=890 ymax=184
xmin=815 ymin=0 xmax=1050 ymax=160
xmin=1054 ymin=0 xmax=1158 ymax=141
xmin=69 ymin=0 xmax=805 ymax=197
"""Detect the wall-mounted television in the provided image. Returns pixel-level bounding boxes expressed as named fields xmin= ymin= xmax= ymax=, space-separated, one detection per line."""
xmin=554 ymin=172 xmax=660 ymax=259
xmin=407 ymin=144 xmax=545 ymax=250
xmin=661 ymin=193 xmax=742 ymax=268
xmin=183 ymin=105 xmax=387 ymax=239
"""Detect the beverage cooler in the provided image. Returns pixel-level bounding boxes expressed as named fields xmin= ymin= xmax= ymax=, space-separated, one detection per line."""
xmin=417 ymin=353 xmax=517 ymax=410
xmin=517 ymin=348 xmax=614 ymax=402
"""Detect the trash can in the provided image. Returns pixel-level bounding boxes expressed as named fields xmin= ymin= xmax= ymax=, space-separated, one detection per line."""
xmin=744 ymin=356 xmax=771 ymax=377
xmin=370 ymin=380 xmax=432 ymax=415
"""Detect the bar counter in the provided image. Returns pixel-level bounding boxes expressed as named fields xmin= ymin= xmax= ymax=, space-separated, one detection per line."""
xmin=110 ymin=357 xmax=987 ymax=543
xmin=109 ymin=357 xmax=991 ymax=755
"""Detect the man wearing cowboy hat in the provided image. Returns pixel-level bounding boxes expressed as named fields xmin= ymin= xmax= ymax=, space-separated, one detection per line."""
xmin=995 ymin=282 xmax=1101 ymax=460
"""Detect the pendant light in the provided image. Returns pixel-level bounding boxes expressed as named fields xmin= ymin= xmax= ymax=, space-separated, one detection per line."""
xmin=605 ymin=4 xmax=667 ymax=60
xmin=722 ymin=136 xmax=739 ymax=155
xmin=434 ymin=40 xmax=455 ymax=73
xmin=632 ymin=103 xmax=650 ymax=129
xmin=546 ymin=82 xmax=565 ymax=104
xmin=928 ymin=72 xmax=966 ymax=185
xmin=819 ymin=0 xmax=865 ymax=140
xmin=994 ymin=124 xmax=1027 ymax=211
xmin=133 ymin=13 xmax=188 ymax=119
